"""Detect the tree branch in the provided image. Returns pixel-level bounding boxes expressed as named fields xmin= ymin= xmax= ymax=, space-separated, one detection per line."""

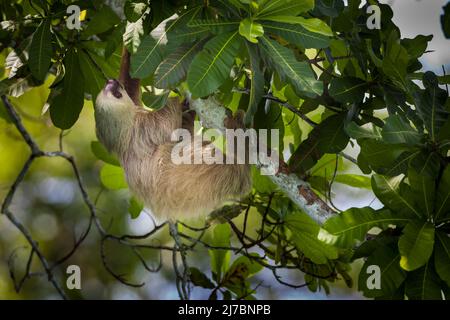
xmin=190 ymin=97 xmax=336 ymax=225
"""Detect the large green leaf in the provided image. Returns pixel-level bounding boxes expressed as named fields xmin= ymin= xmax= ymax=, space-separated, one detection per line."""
xmin=435 ymin=165 xmax=450 ymax=222
xmin=188 ymin=19 xmax=239 ymax=34
xmin=154 ymin=41 xmax=202 ymax=89
xmin=285 ymin=212 xmax=338 ymax=264
xmin=83 ymin=5 xmax=120 ymax=37
xmin=187 ymin=31 xmax=242 ymax=97
xmin=244 ymin=43 xmax=264 ymax=125
xmin=328 ymin=77 xmax=366 ymax=104
xmin=435 ymin=231 xmax=450 ymax=286
xmin=334 ymin=174 xmax=372 ymax=189
xmin=345 ymin=122 xmax=382 ymax=140
xmin=50 ymin=49 xmax=85 ymax=129
xmin=398 ymin=220 xmax=435 ymax=271
xmin=372 ymin=174 xmax=422 ymax=219
xmin=131 ymin=8 xmax=198 ymax=78
xmin=381 ymin=115 xmax=422 ymax=145
xmin=262 ymin=21 xmax=329 ymax=49
xmin=381 ymin=34 xmax=409 ymax=88
xmin=322 ymin=208 xmax=409 ymax=248
xmin=358 ymin=245 xmax=406 ymax=298
xmin=28 ymin=19 xmax=52 ymax=81
xmin=79 ymin=50 xmax=104 ymax=100
xmin=408 ymin=168 xmax=435 ymax=219
xmin=261 ymin=16 xmax=333 ymax=36
xmin=405 ymin=261 xmax=443 ymax=300
xmin=130 ymin=34 xmax=165 ymax=78
xmin=414 ymin=71 xmax=449 ymax=141
xmin=289 ymin=114 xmax=348 ymax=173
xmin=358 ymin=140 xmax=418 ymax=176
xmin=260 ymin=36 xmax=322 ymax=97
xmin=256 ymin=0 xmax=314 ymax=18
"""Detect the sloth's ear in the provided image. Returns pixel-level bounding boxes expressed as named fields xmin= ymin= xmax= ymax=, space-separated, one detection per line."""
xmin=119 ymin=47 xmax=141 ymax=106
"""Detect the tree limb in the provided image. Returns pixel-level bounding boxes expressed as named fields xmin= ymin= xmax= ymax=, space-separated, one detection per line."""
xmin=190 ymin=97 xmax=336 ymax=225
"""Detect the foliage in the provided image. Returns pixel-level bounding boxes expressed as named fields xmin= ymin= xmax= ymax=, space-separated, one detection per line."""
xmin=1 ymin=0 xmax=450 ymax=300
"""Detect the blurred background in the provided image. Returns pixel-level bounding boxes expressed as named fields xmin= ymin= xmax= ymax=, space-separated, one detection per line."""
xmin=0 ymin=0 xmax=449 ymax=299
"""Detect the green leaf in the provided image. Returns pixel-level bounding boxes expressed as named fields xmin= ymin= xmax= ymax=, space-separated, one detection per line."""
xmin=413 ymin=71 xmax=449 ymax=141
xmin=285 ymin=212 xmax=338 ymax=264
xmin=334 ymin=174 xmax=372 ymax=189
xmin=79 ymin=51 xmax=104 ymax=100
xmin=402 ymin=35 xmax=433 ymax=59
xmin=256 ymin=0 xmax=314 ymax=18
xmin=358 ymin=245 xmax=407 ymax=298
xmin=83 ymin=6 xmax=120 ymax=37
xmin=328 ymin=77 xmax=366 ymax=104
xmin=261 ymin=16 xmax=333 ymax=36
xmin=142 ymin=91 xmax=169 ymax=110
xmin=154 ymin=42 xmax=202 ymax=89
xmin=223 ymin=254 xmax=263 ymax=288
xmin=100 ymin=164 xmax=128 ymax=190
xmin=105 ymin=22 xmax=126 ymax=58
xmin=131 ymin=8 xmax=200 ymax=77
xmin=382 ymin=34 xmax=409 ymax=88
xmin=262 ymin=21 xmax=329 ymax=49
xmin=260 ymin=36 xmax=322 ymax=97
xmin=208 ymin=223 xmax=231 ymax=281
xmin=345 ymin=122 xmax=382 ymax=140
xmin=130 ymin=34 xmax=165 ymax=78
xmin=251 ymin=166 xmax=277 ymax=194
xmin=398 ymin=220 xmax=435 ymax=271
xmin=314 ymin=0 xmax=345 ymax=17
xmin=244 ymin=43 xmax=264 ymax=125
xmin=435 ymin=165 xmax=450 ymax=222
xmin=408 ymin=168 xmax=435 ymax=219
xmin=91 ymin=141 xmax=120 ymax=166
xmin=50 ymin=49 xmax=85 ymax=129
xmin=188 ymin=19 xmax=239 ymax=34
xmin=189 ymin=267 xmax=215 ymax=289
xmin=128 ymin=196 xmax=143 ymax=219
xmin=289 ymin=114 xmax=348 ymax=173
xmin=372 ymin=174 xmax=421 ymax=219
xmin=358 ymin=140 xmax=417 ymax=176
xmin=28 ymin=19 xmax=52 ymax=81
xmin=405 ymin=261 xmax=443 ymax=300
xmin=187 ymin=31 xmax=242 ymax=97
xmin=239 ymin=18 xmax=264 ymax=43
xmin=435 ymin=232 xmax=450 ymax=286
xmin=322 ymin=208 xmax=409 ymax=248
xmin=381 ymin=115 xmax=423 ymax=145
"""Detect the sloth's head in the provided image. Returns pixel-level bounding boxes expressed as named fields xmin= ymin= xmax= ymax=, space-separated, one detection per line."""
xmin=95 ymin=79 xmax=135 ymax=110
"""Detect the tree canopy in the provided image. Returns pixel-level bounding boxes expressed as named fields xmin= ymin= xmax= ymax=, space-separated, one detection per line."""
xmin=1 ymin=0 xmax=450 ymax=300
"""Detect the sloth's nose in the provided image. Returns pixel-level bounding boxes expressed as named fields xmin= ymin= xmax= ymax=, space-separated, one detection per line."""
xmin=104 ymin=79 xmax=122 ymax=99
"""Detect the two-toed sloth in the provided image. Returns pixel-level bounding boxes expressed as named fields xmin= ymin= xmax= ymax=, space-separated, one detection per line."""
xmin=94 ymin=50 xmax=251 ymax=221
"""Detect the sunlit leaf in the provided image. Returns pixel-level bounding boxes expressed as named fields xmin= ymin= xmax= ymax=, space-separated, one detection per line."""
xmin=398 ymin=220 xmax=435 ymax=271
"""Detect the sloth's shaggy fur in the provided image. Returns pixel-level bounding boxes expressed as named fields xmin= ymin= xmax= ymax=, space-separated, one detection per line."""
xmin=95 ymin=85 xmax=251 ymax=220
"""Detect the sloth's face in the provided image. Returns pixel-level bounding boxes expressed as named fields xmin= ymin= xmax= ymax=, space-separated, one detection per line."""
xmin=96 ymin=79 xmax=134 ymax=110
xmin=104 ymin=79 xmax=123 ymax=99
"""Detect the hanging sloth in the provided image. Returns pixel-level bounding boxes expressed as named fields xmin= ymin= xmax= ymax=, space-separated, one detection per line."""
xmin=94 ymin=49 xmax=251 ymax=221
